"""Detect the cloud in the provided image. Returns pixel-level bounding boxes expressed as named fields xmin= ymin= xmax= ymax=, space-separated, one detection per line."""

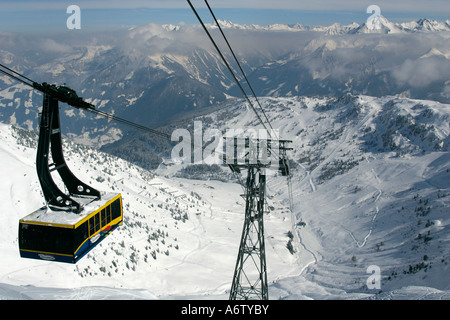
xmin=38 ymin=38 xmax=73 ymax=53
xmin=392 ymin=57 xmax=450 ymax=88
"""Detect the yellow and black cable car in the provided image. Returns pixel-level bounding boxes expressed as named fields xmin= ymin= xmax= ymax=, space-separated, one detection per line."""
xmin=18 ymin=91 xmax=123 ymax=263
xmin=19 ymin=194 xmax=123 ymax=263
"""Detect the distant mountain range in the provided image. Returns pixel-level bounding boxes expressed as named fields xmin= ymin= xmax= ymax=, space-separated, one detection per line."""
xmin=208 ymin=17 xmax=450 ymax=34
xmin=0 ymin=17 xmax=449 ymax=149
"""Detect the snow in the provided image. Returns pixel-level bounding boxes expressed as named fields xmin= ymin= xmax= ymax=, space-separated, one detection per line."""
xmin=0 ymin=93 xmax=449 ymax=300
xmin=20 ymin=193 xmax=118 ymax=226
xmin=0 ymin=282 xmax=157 ymax=300
xmin=0 ymin=122 xmax=298 ymax=299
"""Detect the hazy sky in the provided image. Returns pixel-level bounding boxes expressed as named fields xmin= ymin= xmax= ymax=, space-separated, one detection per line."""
xmin=0 ymin=0 xmax=449 ymax=32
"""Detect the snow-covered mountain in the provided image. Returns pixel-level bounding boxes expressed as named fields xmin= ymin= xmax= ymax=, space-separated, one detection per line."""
xmin=0 ymin=114 xmax=301 ymax=299
xmin=348 ymin=16 xmax=450 ymax=34
xmin=400 ymin=18 xmax=450 ymax=33
xmin=1 ymin=93 xmax=449 ymax=299
xmin=209 ymin=18 xmax=450 ymax=34
xmin=1 ymin=17 xmax=449 ymax=152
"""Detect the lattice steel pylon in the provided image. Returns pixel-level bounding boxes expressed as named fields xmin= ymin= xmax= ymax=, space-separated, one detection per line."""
xmin=224 ymin=137 xmax=291 ymax=300
xmin=230 ymin=165 xmax=268 ymax=300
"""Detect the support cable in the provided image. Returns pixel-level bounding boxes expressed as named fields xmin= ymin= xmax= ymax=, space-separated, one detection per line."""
xmin=186 ymin=0 xmax=270 ymax=135
xmin=0 ymin=64 xmax=250 ymax=193
xmin=203 ymin=0 xmax=275 ymax=137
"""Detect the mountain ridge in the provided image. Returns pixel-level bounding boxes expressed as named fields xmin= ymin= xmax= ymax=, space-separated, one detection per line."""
xmin=206 ymin=17 xmax=450 ymax=34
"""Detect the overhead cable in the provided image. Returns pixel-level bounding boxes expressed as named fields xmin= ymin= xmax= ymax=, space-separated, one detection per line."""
xmin=203 ymin=0 xmax=275 ymax=136
xmin=186 ymin=0 xmax=271 ymax=135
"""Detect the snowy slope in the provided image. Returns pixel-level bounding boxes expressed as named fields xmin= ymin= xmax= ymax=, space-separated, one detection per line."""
xmin=258 ymin=95 xmax=450 ymax=299
xmin=0 ymin=122 xmax=297 ymax=299
xmin=160 ymin=94 xmax=450 ymax=299
xmin=1 ymin=93 xmax=449 ymax=300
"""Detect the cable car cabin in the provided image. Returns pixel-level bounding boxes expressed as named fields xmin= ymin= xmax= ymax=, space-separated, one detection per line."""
xmin=19 ymin=193 xmax=122 ymax=264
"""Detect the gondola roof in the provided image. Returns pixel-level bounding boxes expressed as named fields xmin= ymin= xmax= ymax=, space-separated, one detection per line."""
xmin=20 ymin=192 xmax=120 ymax=227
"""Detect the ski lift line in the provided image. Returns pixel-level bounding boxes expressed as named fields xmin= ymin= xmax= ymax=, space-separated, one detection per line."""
xmin=186 ymin=0 xmax=270 ymax=135
xmin=203 ymin=0 xmax=275 ymax=136
xmin=84 ymin=108 xmax=171 ymax=139
xmin=0 ymin=63 xmax=35 ymax=85
xmin=0 ymin=68 xmax=34 ymax=88
xmin=192 ymin=1 xmax=286 ymax=166
xmin=0 ymin=63 xmax=170 ymax=139
xmin=194 ymin=0 xmax=295 ymax=206
xmin=187 ymin=1 xmax=290 ymax=202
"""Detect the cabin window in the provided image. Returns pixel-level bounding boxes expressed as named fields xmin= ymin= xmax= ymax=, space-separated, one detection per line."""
xmin=94 ymin=213 xmax=100 ymax=232
xmin=101 ymin=209 xmax=107 ymax=227
xmin=111 ymin=198 xmax=121 ymax=220
xmin=19 ymin=224 xmax=73 ymax=254
xmin=106 ymin=205 xmax=112 ymax=224
xmin=89 ymin=217 xmax=95 ymax=236
xmin=74 ymin=221 xmax=88 ymax=251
